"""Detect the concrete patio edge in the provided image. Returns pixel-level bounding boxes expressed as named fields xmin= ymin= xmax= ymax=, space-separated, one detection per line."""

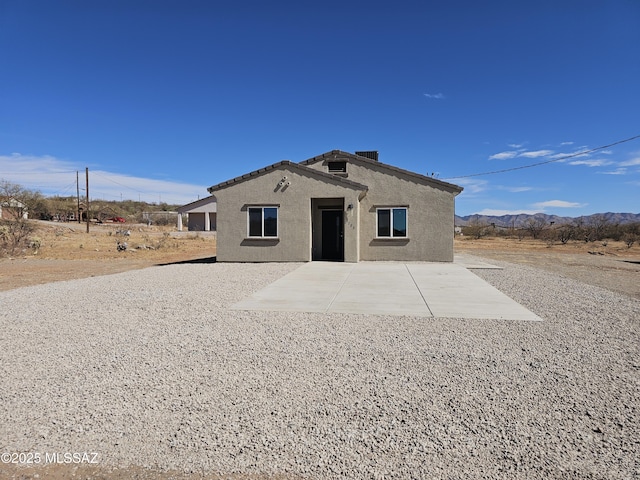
xmin=231 ymin=261 xmax=542 ymax=321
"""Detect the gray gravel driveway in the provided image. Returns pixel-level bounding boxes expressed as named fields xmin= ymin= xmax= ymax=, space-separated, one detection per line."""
xmin=0 ymin=257 xmax=638 ymax=479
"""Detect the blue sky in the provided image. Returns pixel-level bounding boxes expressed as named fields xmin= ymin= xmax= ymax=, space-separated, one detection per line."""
xmin=1 ymin=0 xmax=639 ymax=215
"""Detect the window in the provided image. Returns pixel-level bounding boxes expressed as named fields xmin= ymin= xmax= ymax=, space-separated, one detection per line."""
xmin=248 ymin=207 xmax=278 ymax=237
xmin=377 ymin=207 xmax=407 ymax=238
xmin=327 ymin=161 xmax=347 ymax=173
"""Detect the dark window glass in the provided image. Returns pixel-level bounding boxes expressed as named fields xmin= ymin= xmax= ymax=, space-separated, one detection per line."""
xmin=263 ymin=207 xmax=278 ymax=237
xmin=377 ymin=209 xmax=391 ymax=237
xmin=248 ymin=208 xmax=262 ymax=236
xmin=392 ymin=208 xmax=407 ymax=237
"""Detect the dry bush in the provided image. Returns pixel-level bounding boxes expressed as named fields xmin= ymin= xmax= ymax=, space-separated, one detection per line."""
xmin=0 ymin=219 xmax=37 ymax=256
xmin=462 ymin=221 xmax=490 ymax=239
xmin=155 ymin=232 xmax=179 ymax=250
xmin=623 ymin=233 xmax=637 ymax=248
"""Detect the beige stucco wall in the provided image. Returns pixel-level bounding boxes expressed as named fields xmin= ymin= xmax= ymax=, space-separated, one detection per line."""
xmin=214 ymin=165 xmax=363 ymax=262
xmin=305 ymin=158 xmax=457 ymax=262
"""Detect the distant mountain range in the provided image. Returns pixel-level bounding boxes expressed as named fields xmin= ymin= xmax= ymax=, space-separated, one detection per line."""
xmin=454 ymin=212 xmax=640 ymax=227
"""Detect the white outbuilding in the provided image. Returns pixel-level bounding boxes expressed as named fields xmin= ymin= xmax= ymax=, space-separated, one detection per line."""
xmin=177 ymin=196 xmax=216 ymax=231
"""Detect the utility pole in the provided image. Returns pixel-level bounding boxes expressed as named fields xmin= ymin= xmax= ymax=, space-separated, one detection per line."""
xmin=86 ymin=167 xmax=90 ymax=233
xmin=76 ymin=171 xmax=81 ymax=223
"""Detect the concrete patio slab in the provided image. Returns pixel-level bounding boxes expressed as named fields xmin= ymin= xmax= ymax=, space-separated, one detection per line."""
xmin=231 ymin=262 xmax=542 ymax=321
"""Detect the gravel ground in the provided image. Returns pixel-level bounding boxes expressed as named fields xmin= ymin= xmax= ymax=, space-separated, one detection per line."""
xmin=0 ymin=258 xmax=638 ymax=479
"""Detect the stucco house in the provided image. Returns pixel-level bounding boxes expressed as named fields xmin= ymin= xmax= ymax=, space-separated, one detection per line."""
xmin=0 ymin=198 xmax=28 ymax=220
xmin=207 ymin=150 xmax=463 ymax=263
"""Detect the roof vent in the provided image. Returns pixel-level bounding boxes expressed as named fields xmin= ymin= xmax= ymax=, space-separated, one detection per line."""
xmin=355 ymin=151 xmax=378 ymax=161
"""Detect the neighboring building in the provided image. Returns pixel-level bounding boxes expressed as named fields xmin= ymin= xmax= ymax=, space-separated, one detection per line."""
xmin=208 ymin=150 xmax=463 ymax=262
xmin=177 ymin=196 xmax=217 ymax=231
xmin=0 ymin=198 xmax=28 ymax=220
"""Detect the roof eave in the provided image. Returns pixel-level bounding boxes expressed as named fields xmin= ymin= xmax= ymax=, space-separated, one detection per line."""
xmin=301 ymin=150 xmax=463 ymax=194
xmin=207 ymin=160 xmax=368 ymax=193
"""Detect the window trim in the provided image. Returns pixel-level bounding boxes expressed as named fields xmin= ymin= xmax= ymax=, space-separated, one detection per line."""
xmin=247 ymin=206 xmax=279 ymax=238
xmin=375 ymin=207 xmax=408 ymax=238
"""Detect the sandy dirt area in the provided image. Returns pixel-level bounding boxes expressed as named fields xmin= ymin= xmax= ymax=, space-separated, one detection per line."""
xmin=455 ymin=236 xmax=640 ymax=299
xmin=0 ymin=221 xmax=217 ymax=292
xmin=2 ymin=222 xmax=638 ymax=299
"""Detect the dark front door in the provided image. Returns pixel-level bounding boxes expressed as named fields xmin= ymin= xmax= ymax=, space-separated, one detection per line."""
xmin=321 ymin=210 xmax=344 ymax=261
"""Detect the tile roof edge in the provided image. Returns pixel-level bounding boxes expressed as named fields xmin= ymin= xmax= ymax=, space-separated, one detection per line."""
xmin=207 ymin=160 xmax=368 ymax=193
xmin=300 ymin=150 xmax=463 ymax=193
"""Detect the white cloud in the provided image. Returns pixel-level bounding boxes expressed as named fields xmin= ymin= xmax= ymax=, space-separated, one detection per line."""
xmin=599 ymin=168 xmax=627 ymax=175
xmin=507 ymin=143 xmax=524 ymax=148
xmin=0 ymin=153 xmax=207 ymax=205
xmin=569 ymin=159 xmax=614 ymax=167
xmin=549 ymin=152 xmax=580 ymax=160
xmin=423 ymin=93 xmax=445 ymax=99
xmin=518 ymin=149 xmax=554 ymax=158
xmin=503 ymin=186 xmax=533 ymax=192
xmin=489 ymin=151 xmax=518 ymax=160
xmin=455 ymin=178 xmax=488 ymax=195
xmin=619 ymin=157 xmax=640 ymax=167
xmin=560 ymin=141 xmax=574 ymax=146
xmin=494 ymin=184 xmax=533 ymax=193
xmin=473 ymin=208 xmax=539 ymax=216
xmin=532 ymin=200 xmax=587 ymax=209
xmin=550 ymin=148 xmax=596 ymax=161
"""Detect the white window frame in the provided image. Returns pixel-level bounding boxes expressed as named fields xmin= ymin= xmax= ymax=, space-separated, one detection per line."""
xmin=247 ymin=206 xmax=279 ymax=238
xmin=375 ymin=207 xmax=408 ymax=238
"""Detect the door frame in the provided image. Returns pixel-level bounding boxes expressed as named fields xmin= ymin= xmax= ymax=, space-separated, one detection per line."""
xmin=310 ymin=198 xmax=345 ymax=262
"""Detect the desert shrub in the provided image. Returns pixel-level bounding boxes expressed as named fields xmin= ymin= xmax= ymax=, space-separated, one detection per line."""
xmin=540 ymin=228 xmax=557 ymax=246
xmin=587 ymin=214 xmax=610 ymax=241
xmin=524 ymin=217 xmax=548 ymax=239
xmin=29 ymin=236 xmax=42 ymax=253
xmin=622 ymin=222 xmax=640 ymax=240
xmin=623 ymin=233 xmax=637 ymax=248
xmin=0 ymin=219 xmax=37 ymax=256
xmin=155 ymin=232 xmax=178 ymax=249
xmin=560 ymin=225 xmax=574 ymax=244
xmin=492 ymin=228 xmax=512 ymax=238
xmin=462 ymin=221 xmax=490 ymax=239
xmin=548 ymin=225 xmax=575 ymax=245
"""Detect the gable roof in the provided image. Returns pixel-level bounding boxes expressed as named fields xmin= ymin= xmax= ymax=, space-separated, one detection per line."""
xmin=178 ymin=195 xmax=217 ymax=213
xmin=207 ymin=160 xmax=369 ymax=193
xmin=300 ymin=150 xmax=463 ymax=195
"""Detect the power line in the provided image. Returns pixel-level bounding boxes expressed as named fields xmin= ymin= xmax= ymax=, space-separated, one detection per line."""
xmin=442 ymin=134 xmax=640 ymax=180
xmin=51 ymin=180 xmax=78 ymax=197
xmin=91 ymin=170 xmax=145 ymax=194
